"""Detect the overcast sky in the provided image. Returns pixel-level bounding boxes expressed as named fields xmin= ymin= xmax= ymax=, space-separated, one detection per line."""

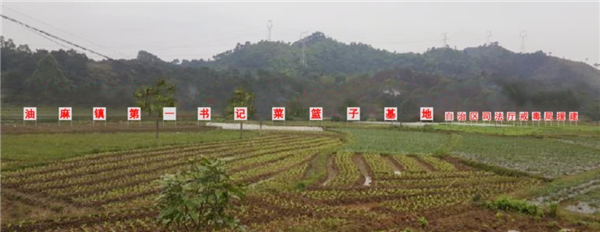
xmin=2 ymin=2 xmax=598 ymax=64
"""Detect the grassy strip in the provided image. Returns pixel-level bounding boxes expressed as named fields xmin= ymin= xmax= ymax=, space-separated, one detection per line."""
xmin=511 ymin=169 xmax=600 ymax=199
xmin=1 ymin=130 xmax=257 ymax=171
xmin=446 ymin=154 xmax=549 ymax=180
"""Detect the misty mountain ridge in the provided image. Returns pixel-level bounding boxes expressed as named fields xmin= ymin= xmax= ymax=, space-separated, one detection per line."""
xmin=2 ymin=32 xmax=599 ymax=121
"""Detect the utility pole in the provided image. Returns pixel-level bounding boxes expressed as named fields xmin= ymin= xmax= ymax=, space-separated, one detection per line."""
xmin=267 ymin=20 xmax=273 ymax=41
xmin=520 ymin=30 xmax=527 ymax=53
xmin=442 ymin=33 xmax=448 ymax=47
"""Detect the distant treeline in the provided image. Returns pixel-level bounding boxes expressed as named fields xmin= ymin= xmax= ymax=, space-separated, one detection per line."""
xmin=2 ymin=33 xmax=599 ymax=122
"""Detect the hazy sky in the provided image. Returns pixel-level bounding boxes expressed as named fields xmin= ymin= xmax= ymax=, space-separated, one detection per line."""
xmin=2 ymin=2 xmax=599 ymax=64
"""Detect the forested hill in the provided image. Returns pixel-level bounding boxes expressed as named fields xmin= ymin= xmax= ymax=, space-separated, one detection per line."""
xmin=2 ymin=33 xmax=599 ymax=121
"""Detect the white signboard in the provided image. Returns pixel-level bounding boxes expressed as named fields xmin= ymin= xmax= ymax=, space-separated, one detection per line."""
xmin=93 ymin=107 xmax=106 ymax=121
xmin=234 ymin=107 xmax=247 ymax=121
xmin=198 ymin=107 xmax=211 ymax=121
xmin=507 ymin=112 xmax=516 ymax=122
xmin=163 ymin=107 xmax=177 ymax=121
xmin=420 ymin=107 xmax=434 ymax=121
xmin=519 ymin=112 xmax=529 ymax=121
xmin=272 ymin=107 xmax=285 ymax=121
xmin=347 ymin=107 xmax=360 ymax=121
xmin=556 ymin=112 xmax=566 ymax=122
xmin=569 ymin=112 xmax=579 ymax=121
xmin=128 ymin=107 xmax=141 ymax=121
xmin=469 ymin=111 xmax=479 ymax=121
xmin=445 ymin=112 xmax=454 ymax=121
xmin=24 ymin=107 xmax=37 ymax=121
xmin=532 ymin=112 xmax=541 ymax=121
xmin=309 ymin=107 xmax=323 ymax=121
xmin=384 ymin=107 xmax=397 ymax=121
xmin=482 ymin=112 xmax=492 ymax=121
xmin=457 ymin=112 xmax=467 ymax=121
xmin=58 ymin=107 xmax=72 ymax=121
xmin=544 ymin=111 xmax=553 ymax=121
xmin=494 ymin=112 xmax=504 ymax=121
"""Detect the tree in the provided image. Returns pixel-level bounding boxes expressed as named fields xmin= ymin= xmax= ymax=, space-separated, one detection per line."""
xmin=134 ymin=78 xmax=176 ymax=139
xmin=584 ymin=100 xmax=600 ymax=126
xmin=26 ymin=54 xmax=72 ymax=99
xmin=225 ymin=87 xmax=255 ymax=119
xmin=156 ymin=158 xmax=245 ymax=231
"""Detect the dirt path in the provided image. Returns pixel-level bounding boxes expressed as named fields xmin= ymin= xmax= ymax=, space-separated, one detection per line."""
xmin=352 ymin=154 xmax=372 ymax=186
xmin=322 ymin=154 xmax=338 ymax=186
xmin=383 ymin=155 xmax=404 ymax=175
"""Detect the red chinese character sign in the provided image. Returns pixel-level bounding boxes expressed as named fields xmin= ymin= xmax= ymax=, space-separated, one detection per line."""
xmin=569 ymin=111 xmax=578 ymax=126
xmin=544 ymin=112 xmax=553 ymax=121
xmin=457 ymin=112 xmax=467 ymax=122
xmin=347 ymin=107 xmax=360 ymax=121
xmin=310 ymin=107 xmax=323 ymax=121
xmin=544 ymin=111 xmax=553 ymax=126
xmin=198 ymin=107 xmax=211 ymax=121
xmin=234 ymin=107 xmax=247 ymax=121
xmin=128 ymin=107 xmax=141 ymax=121
xmin=384 ymin=107 xmax=397 ymax=121
xmin=569 ymin=112 xmax=578 ymax=121
xmin=163 ymin=107 xmax=177 ymax=126
xmin=556 ymin=112 xmax=566 ymax=121
xmin=58 ymin=107 xmax=72 ymax=126
xmin=445 ymin=112 xmax=454 ymax=122
xmin=519 ymin=112 xmax=528 ymax=121
xmin=469 ymin=112 xmax=479 ymax=122
xmin=556 ymin=111 xmax=566 ymax=126
xmin=23 ymin=107 xmax=37 ymax=126
xmin=494 ymin=112 xmax=504 ymax=122
xmin=93 ymin=107 xmax=106 ymax=126
xmin=482 ymin=112 xmax=491 ymax=122
xmin=532 ymin=112 xmax=541 ymax=121
xmin=272 ymin=107 xmax=285 ymax=121
xmin=519 ymin=112 xmax=528 ymax=126
xmin=24 ymin=107 xmax=37 ymax=121
xmin=93 ymin=107 xmax=106 ymax=121
xmin=59 ymin=107 xmax=72 ymax=120
xmin=127 ymin=107 xmax=141 ymax=127
xmin=507 ymin=112 xmax=516 ymax=122
xmin=420 ymin=107 xmax=433 ymax=121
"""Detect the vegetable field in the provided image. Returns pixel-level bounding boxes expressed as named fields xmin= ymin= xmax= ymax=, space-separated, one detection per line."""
xmin=2 ymin=128 xmax=598 ymax=231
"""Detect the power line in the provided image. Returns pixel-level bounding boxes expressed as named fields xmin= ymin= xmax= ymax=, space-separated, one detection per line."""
xmin=1 ymin=14 xmax=117 ymax=61
xmin=2 ymin=5 xmax=129 ymax=58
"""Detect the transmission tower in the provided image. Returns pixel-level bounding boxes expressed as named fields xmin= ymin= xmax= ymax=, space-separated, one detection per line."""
xmin=442 ymin=33 xmax=448 ymax=47
xmin=300 ymin=31 xmax=308 ymax=67
xmin=486 ymin=31 xmax=493 ymax=44
xmin=267 ymin=20 xmax=273 ymax=41
xmin=519 ymin=30 xmax=527 ymax=53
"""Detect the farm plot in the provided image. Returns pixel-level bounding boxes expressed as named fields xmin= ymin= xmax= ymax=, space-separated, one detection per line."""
xmin=456 ymin=134 xmax=600 ymax=178
xmin=2 ymin=137 xmax=589 ymax=231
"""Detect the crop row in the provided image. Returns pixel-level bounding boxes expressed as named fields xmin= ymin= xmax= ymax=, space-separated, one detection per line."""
xmin=50 ymin=140 xmax=340 ymax=206
xmin=4 ymin=135 xmax=312 ymax=185
xmin=328 ymin=152 xmax=361 ymax=187
xmin=6 ymin=134 xmax=289 ymax=178
xmin=8 ymin=136 xmax=330 ymax=190
xmin=362 ymin=153 xmax=396 ymax=178
xmin=392 ymin=155 xmax=430 ymax=172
